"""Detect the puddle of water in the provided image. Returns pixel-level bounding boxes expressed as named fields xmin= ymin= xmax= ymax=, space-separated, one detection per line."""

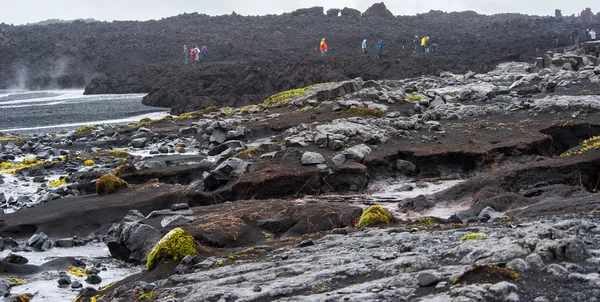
xmin=0 ymin=243 xmax=141 ymax=301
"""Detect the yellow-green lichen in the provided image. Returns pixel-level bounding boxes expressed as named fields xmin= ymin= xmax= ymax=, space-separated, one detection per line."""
xmin=83 ymin=159 xmax=95 ymax=166
xmin=67 ymin=266 xmax=89 ymax=277
xmin=560 ymin=135 xmax=600 ymax=157
xmin=357 ymin=205 xmax=393 ymax=228
xmin=460 ymin=233 xmax=488 ymax=242
xmin=1 ymin=158 xmax=48 ymax=175
xmin=6 ymin=276 xmax=26 ymax=285
xmin=263 ymin=83 xmax=325 ymax=107
xmin=405 ymin=94 xmax=424 ymax=102
xmin=146 ymin=228 xmax=196 ymax=271
xmin=113 ymin=164 xmax=136 ymax=176
xmin=95 ymin=174 xmax=130 ymax=195
xmin=347 ymin=107 xmax=384 ymax=118
xmin=0 ymin=162 xmax=13 ymax=170
xmin=74 ymin=125 xmax=98 ymax=135
xmin=49 ymin=178 xmax=67 ymax=186
xmin=139 ymin=291 xmax=158 ymax=300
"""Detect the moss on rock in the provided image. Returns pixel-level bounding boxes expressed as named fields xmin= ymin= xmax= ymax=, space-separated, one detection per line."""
xmin=357 ymin=205 xmax=393 ymax=228
xmin=95 ymin=174 xmax=130 ymax=195
xmin=83 ymin=159 xmax=95 ymax=166
xmin=460 ymin=233 xmax=488 ymax=242
xmin=263 ymin=83 xmax=325 ymax=107
xmin=347 ymin=107 xmax=383 ymax=118
xmin=113 ymin=163 xmax=136 ymax=176
xmin=146 ymin=228 xmax=196 ymax=271
xmin=74 ymin=125 xmax=98 ymax=135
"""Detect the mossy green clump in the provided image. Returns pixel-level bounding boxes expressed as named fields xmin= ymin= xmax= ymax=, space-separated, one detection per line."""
xmin=414 ymin=217 xmax=439 ymax=228
xmin=1 ymin=158 xmax=48 ymax=175
xmin=49 ymin=178 xmax=67 ymax=186
xmin=176 ymin=106 xmax=218 ymax=120
xmin=560 ymin=135 xmax=600 ymax=157
xmin=240 ymin=105 xmax=260 ymax=114
xmin=357 ymin=205 xmax=393 ymax=228
xmin=83 ymin=159 xmax=95 ymax=166
xmin=139 ymin=291 xmax=158 ymax=300
xmin=74 ymin=125 xmax=98 ymax=135
xmin=146 ymin=228 xmax=196 ymax=271
xmin=460 ymin=233 xmax=488 ymax=242
xmin=347 ymin=107 xmax=384 ymax=118
xmin=95 ymin=174 xmax=130 ymax=195
xmin=113 ymin=163 xmax=136 ymax=176
xmin=234 ymin=147 xmax=259 ymax=159
xmin=263 ymin=83 xmax=325 ymax=107
xmin=405 ymin=93 xmax=425 ymax=102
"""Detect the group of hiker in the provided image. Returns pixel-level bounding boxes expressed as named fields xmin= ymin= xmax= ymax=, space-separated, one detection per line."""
xmin=569 ymin=28 xmax=597 ymax=46
xmin=183 ymin=44 xmax=208 ymax=64
xmin=318 ymin=35 xmax=439 ymax=58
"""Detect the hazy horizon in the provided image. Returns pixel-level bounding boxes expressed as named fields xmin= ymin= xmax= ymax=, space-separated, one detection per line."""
xmin=1 ymin=1 xmax=597 ymax=25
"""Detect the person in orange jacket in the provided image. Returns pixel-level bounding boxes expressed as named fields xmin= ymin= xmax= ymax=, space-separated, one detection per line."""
xmin=320 ymin=38 xmax=328 ymax=56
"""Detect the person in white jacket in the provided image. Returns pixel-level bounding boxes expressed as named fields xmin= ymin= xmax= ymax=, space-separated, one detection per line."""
xmin=361 ymin=39 xmax=367 ymax=54
xmin=591 ymin=29 xmax=597 ymax=41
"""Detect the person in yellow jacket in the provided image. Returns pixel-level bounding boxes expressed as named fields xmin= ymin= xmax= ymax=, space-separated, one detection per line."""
xmin=320 ymin=38 xmax=327 ymax=56
xmin=420 ymin=36 xmax=427 ymax=53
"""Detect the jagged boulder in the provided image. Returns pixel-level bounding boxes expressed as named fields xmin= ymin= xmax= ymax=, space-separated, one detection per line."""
xmin=326 ymin=8 xmax=340 ymax=17
xmin=107 ymin=221 xmax=163 ymax=264
xmin=340 ymin=7 xmax=361 ymax=17
xmin=291 ymin=7 xmax=324 ymax=17
xmin=580 ymin=8 xmax=596 ymax=22
xmin=362 ymin=2 xmax=394 ymax=18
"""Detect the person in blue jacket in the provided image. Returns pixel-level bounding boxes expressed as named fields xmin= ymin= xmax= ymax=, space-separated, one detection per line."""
xmin=376 ymin=40 xmax=383 ymax=58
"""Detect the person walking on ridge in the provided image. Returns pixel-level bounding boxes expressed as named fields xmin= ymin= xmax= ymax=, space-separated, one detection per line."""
xmin=376 ymin=40 xmax=383 ymax=58
xmin=183 ymin=44 xmax=189 ymax=63
xmin=361 ymin=39 xmax=367 ymax=54
xmin=190 ymin=47 xmax=197 ymax=65
xmin=573 ymin=29 xmax=579 ymax=46
xmin=421 ymin=36 xmax=427 ymax=53
xmin=194 ymin=46 xmax=201 ymax=63
xmin=201 ymin=45 xmax=208 ymax=58
xmin=591 ymin=29 xmax=597 ymax=41
xmin=413 ymin=35 xmax=419 ymax=53
xmin=320 ymin=38 xmax=328 ymax=56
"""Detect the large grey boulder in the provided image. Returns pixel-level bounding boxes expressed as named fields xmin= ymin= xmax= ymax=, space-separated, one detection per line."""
xmin=395 ymin=159 xmax=416 ymax=174
xmin=301 ymin=152 xmax=326 ymax=165
xmin=130 ymin=138 xmax=148 ymax=148
xmin=28 ymin=232 xmax=51 ymax=251
xmin=107 ymin=222 xmax=162 ymax=263
xmin=343 ymin=144 xmax=371 ymax=162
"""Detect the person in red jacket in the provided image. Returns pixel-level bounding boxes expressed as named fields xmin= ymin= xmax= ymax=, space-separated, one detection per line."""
xmin=189 ymin=47 xmax=197 ymax=65
xmin=320 ymin=38 xmax=328 ymax=56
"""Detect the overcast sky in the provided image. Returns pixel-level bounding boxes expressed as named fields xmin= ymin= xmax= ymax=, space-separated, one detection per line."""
xmin=1 ymin=0 xmax=597 ymax=25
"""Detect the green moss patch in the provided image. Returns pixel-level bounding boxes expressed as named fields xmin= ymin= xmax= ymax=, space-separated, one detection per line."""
xmin=74 ymin=125 xmax=98 ymax=135
xmin=347 ymin=107 xmax=383 ymax=118
xmin=146 ymin=228 xmax=196 ymax=271
xmin=96 ymin=174 xmax=130 ymax=195
xmin=263 ymin=83 xmax=325 ymax=107
xmin=357 ymin=205 xmax=393 ymax=228
xmin=176 ymin=106 xmax=218 ymax=120
xmin=460 ymin=233 xmax=488 ymax=242
xmin=113 ymin=164 xmax=136 ymax=176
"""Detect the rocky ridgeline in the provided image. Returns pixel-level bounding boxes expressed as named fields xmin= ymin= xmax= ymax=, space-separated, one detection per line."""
xmin=1 ymin=3 xmax=599 ymax=91
xmin=1 ymin=44 xmax=600 ymax=300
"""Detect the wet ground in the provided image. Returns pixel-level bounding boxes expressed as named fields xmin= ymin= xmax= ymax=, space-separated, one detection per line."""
xmin=0 ymin=90 xmax=168 ymax=135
